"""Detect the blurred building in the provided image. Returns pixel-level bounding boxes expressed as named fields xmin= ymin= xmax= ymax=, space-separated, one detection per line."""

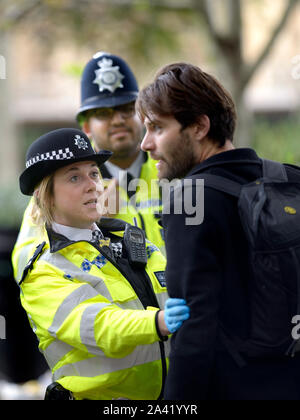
xmin=244 ymin=0 xmax=300 ymax=116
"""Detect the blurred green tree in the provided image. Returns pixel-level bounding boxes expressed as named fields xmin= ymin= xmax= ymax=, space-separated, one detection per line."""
xmin=0 ymin=0 xmax=299 ymax=147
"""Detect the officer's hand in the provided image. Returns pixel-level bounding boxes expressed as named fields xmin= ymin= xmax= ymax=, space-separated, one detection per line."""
xmin=164 ymin=298 xmax=190 ymax=334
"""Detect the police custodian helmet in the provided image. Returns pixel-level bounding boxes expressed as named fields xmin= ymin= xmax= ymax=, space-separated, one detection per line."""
xmin=76 ymin=52 xmax=139 ymax=121
xmin=19 ymin=128 xmax=112 ymax=196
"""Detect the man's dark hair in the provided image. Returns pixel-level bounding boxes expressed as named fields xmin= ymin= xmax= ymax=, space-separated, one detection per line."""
xmin=136 ymin=63 xmax=237 ymax=146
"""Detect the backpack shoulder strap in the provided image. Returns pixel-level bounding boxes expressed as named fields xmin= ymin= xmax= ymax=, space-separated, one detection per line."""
xmin=262 ymin=159 xmax=288 ymax=181
xmin=190 ymin=159 xmax=289 ymax=197
xmin=189 ymin=174 xmax=241 ymax=198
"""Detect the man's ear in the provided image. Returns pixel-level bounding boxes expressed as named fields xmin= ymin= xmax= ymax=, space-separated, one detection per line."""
xmin=192 ymin=115 xmax=210 ymax=142
xmin=82 ymin=120 xmax=91 ymax=137
xmin=82 ymin=120 xmax=98 ymax=152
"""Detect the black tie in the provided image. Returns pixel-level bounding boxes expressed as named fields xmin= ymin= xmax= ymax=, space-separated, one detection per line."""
xmin=126 ymin=172 xmax=136 ymax=200
xmin=91 ymin=230 xmax=104 ymax=243
xmin=92 ymin=230 xmax=123 ymax=259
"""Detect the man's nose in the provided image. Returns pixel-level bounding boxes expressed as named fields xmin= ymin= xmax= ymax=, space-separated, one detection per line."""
xmin=141 ymin=132 xmax=154 ymax=152
xmin=110 ymin=110 xmax=126 ymax=124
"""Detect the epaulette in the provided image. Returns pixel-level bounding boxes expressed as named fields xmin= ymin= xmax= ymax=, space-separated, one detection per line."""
xmin=19 ymin=241 xmax=46 ymax=285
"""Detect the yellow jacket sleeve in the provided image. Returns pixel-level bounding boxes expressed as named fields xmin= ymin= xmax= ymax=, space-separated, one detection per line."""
xmin=21 ymin=261 xmax=160 ymax=359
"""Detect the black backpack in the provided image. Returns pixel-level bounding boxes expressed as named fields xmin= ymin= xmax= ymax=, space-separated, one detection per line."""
xmin=194 ymin=159 xmax=300 ymax=365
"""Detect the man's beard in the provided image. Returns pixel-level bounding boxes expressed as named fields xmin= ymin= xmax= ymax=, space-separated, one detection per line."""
xmin=160 ymin=131 xmax=196 ymax=181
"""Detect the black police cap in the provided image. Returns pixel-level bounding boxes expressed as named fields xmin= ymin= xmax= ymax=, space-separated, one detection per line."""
xmin=77 ymin=52 xmax=139 ymax=120
xmin=19 ymin=128 xmax=112 ymax=196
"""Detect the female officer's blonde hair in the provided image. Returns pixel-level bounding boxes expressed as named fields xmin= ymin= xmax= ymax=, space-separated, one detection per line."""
xmin=31 ymin=174 xmax=54 ymax=226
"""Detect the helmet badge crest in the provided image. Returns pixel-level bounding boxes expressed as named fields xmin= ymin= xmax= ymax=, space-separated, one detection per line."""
xmin=74 ymin=135 xmax=89 ymax=150
xmin=93 ymin=58 xmax=125 ymax=93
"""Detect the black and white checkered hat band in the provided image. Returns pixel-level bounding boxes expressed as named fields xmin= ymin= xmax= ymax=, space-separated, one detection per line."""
xmin=26 ymin=148 xmax=74 ymax=169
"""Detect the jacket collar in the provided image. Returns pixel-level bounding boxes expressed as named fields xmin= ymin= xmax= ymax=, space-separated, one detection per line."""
xmin=101 ymin=151 xmax=148 ymax=179
xmin=187 ymin=148 xmax=260 ymax=177
xmin=46 ymin=217 xmax=128 ymax=253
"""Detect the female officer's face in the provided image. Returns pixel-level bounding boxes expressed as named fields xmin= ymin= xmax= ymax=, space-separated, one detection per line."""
xmin=51 ymin=161 xmax=104 ymax=229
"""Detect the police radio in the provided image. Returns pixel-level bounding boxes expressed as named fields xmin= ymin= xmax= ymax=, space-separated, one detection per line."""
xmin=124 ymin=219 xmax=147 ymax=267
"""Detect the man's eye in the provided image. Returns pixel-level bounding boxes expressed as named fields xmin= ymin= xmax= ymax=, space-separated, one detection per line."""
xmin=91 ymin=171 xmax=100 ymax=179
xmin=70 ymin=176 xmax=79 ymax=182
xmin=147 ymin=124 xmax=161 ymax=132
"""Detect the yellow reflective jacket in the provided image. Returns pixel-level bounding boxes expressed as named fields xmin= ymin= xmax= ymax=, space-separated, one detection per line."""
xmin=20 ymin=218 xmax=169 ymax=400
xmin=12 ymin=152 xmax=164 ymax=284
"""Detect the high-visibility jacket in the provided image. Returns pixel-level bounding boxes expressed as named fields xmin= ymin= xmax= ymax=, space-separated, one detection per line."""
xmin=19 ymin=218 xmax=169 ymax=400
xmin=12 ymin=152 xmax=164 ymax=284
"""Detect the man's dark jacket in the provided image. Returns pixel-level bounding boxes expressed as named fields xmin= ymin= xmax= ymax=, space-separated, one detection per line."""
xmin=163 ymin=148 xmax=300 ymax=400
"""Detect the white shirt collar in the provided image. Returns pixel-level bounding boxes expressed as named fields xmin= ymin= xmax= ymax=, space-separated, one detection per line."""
xmin=104 ymin=151 xmax=144 ymax=181
xmin=52 ymin=222 xmax=100 ymax=242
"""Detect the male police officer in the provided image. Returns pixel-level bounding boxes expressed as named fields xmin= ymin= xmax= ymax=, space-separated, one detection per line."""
xmin=12 ymin=52 xmax=164 ymax=283
xmin=77 ymin=52 xmax=164 ymax=250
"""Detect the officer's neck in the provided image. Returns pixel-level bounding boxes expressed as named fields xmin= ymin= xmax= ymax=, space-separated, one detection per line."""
xmin=109 ymin=150 xmax=140 ymax=170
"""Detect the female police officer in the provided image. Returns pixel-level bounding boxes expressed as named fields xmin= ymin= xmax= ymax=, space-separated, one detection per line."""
xmin=18 ymin=128 xmax=189 ymax=400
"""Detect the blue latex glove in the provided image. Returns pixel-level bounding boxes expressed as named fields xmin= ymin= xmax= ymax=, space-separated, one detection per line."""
xmin=164 ymin=298 xmax=190 ymax=333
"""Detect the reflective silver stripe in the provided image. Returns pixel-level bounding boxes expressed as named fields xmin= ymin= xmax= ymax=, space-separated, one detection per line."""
xmin=136 ymin=199 xmax=162 ymax=210
xmin=27 ymin=313 xmax=38 ymax=334
xmin=155 ymin=292 xmax=168 ymax=310
xmin=15 ymin=220 xmax=43 ymax=282
xmin=80 ymin=303 xmax=110 ymax=356
xmin=16 ymin=243 xmax=35 ymax=282
xmin=42 ymin=340 xmax=73 ymax=369
xmin=40 ymin=251 xmax=113 ymax=300
xmin=114 ymin=299 xmax=143 ymax=310
xmin=48 ymin=284 xmax=99 ymax=338
xmin=117 ymin=293 xmax=168 ymax=311
xmin=53 ymin=342 xmax=161 ymax=380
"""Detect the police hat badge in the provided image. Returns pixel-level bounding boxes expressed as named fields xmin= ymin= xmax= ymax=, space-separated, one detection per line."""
xmin=77 ymin=52 xmax=139 ymax=117
xmin=93 ymin=57 xmax=125 ymax=93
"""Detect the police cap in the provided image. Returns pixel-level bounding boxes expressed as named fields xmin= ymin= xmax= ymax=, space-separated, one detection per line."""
xmin=20 ymin=128 xmax=112 ymax=196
